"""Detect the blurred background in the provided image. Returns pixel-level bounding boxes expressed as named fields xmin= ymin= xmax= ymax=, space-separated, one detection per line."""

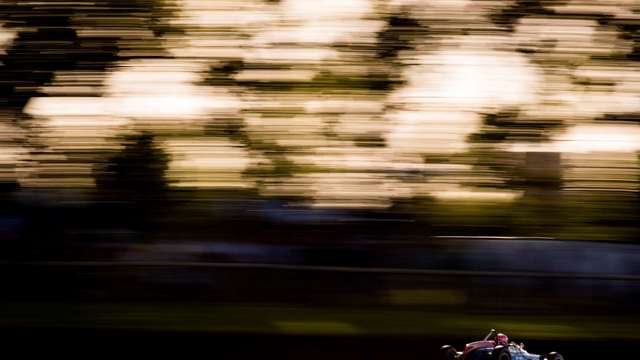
xmin=0 ymin=0 xmax=639 ymax=358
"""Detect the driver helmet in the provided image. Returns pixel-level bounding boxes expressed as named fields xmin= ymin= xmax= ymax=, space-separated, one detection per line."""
xmin=496 ymin=333 xmax=509 ymax=345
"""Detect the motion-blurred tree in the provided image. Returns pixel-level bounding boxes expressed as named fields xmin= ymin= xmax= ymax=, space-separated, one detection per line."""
xmin=95 ymin=132 xmax=169 ymax=199
xmin=93 ymin=132 xmax=170 ymax=241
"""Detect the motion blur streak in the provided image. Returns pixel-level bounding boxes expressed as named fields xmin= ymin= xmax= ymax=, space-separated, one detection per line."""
xmin=0 ymin=0 xmax=639 ymax=358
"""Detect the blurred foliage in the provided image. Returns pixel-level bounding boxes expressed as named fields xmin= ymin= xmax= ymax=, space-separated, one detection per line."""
xmin=0 ymin=0 xmax=174 ymax=110
xmin=0 ymin=0 xmax=638 ymax=244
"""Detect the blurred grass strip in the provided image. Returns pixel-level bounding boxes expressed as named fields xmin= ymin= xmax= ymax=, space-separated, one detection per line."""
xmin=1 ymin=302 xmax=638 ymax=339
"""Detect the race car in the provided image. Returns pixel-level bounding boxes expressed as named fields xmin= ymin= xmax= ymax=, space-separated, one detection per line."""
xmin=441 ymin=329 xmax=564 ymax=360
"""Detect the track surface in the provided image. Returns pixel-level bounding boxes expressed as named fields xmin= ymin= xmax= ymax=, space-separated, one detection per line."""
xmin=1 ymin=262 xmax=633 ymax=359
xmin=1 ymin=329 xmax=627 ymax=359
